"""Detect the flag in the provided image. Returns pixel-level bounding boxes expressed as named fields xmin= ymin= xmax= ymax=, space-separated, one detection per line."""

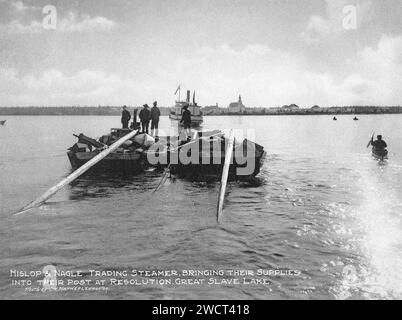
xmin=174 ymin=85 xmax=181 ymax=95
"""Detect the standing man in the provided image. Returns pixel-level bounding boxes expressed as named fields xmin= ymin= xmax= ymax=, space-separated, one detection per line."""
xmin=139 ymin=104 xmax=151 ymax=134
xmin=121 ymin=105 xmax=131 ymax=129
xmin=151 ymin=101 xmax=161 ymax=137
xmin=130 ymin=107 xmax=140 ymax=130
xmin=180 ymin=104 xmax=192 ymax=140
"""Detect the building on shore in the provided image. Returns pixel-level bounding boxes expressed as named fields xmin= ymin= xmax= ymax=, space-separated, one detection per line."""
xmin=202 ymin=103 xmax=220 ymax=115
xmin=282 ymin=104 xmax=300 ymax=111
xmin=265 ymin=107 xmax=281 ymax=114
xmin=228 ymin=95 xmax=246 ymax=113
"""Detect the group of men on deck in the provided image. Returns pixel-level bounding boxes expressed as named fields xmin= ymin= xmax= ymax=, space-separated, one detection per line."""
xmin=121 ymin=103 xmax=192 ymax=139
xmin=121 ymin=101 xmax=161 ymax=136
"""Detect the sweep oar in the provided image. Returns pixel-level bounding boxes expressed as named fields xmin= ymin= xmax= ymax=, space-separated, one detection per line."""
xmin=153 ymin=164 xmax=171 ymax=193
xmin=366 ymin=131 xmax=375 ymax=148
xmin=15 ymin=129 xmax=139 ymax=215
xmin=217 ymin=129 xmax=234 ymax=223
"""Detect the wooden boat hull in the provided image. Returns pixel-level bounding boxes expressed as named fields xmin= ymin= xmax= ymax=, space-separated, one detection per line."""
xmin=169 ymin=155 xmax=265 ymax=180
xmin=67 ymin=150 xmax=146 ymax=173
xmin=164 ymin=139 xmax=266 ymax=180
xmin=67 ymin=130 xmax=266 ymax=180
xmin=372 ymin=148 xmax=388 ymax=161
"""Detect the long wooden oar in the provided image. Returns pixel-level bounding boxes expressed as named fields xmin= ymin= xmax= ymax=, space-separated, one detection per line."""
xmin=15 ymin=129 xmax=139 ymax=215
xmin=153 ymin=164 xmax=171 ymax=193
xmin=366 ymin=131 xmax=375 ymax=148
xmin=217 ymin=129 xmax=234 ymax=223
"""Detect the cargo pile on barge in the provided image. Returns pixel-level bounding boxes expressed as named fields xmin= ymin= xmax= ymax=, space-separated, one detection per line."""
xmin=67 ymin=128 xmax=265 ymax=180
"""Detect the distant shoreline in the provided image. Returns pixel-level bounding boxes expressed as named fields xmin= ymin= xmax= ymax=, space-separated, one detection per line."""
xmin=1 ymin=113 xmax=402 ymax=117
xmin=203 ymin=112 xmax=402 ymax=116
xmin=0 ymin=106 xmax=401 ymax=116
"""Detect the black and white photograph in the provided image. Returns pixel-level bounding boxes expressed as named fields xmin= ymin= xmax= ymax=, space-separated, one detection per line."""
xmin=1 ymin=0 xmax=402 ymax=304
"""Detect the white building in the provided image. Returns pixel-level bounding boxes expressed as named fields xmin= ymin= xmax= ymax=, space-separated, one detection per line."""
xmin=228 ymin=95 xmax=246 ymax=113
xmin=282 ymin=104 xmax=300 ymax=111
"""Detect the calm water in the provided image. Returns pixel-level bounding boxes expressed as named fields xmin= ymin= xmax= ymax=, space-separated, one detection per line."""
xmin=1 ymin=115 xmax=402 ymax=300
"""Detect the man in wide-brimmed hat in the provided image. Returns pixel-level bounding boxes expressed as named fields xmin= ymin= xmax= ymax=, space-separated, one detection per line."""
xmin=139 ymin=104 xmax=151 ymax=134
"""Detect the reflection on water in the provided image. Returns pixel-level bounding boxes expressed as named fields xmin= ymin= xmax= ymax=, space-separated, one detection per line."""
xmin=1 ymin=115 xmax=402 ymax=299
xmin=67 ymin=171 xmax=163 ymax=201
xmin=329 ymin=160 xmax=402 ymax=299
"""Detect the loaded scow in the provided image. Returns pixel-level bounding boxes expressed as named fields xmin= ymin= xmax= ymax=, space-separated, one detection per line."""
xmin=67 ymin=128 xmax=266 ymax=180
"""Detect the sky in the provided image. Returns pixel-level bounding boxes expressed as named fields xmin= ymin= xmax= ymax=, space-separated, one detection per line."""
xmin=0 ymin=0 xmax=402 ymax=108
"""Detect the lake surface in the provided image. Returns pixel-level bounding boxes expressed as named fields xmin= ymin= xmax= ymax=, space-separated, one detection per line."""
xmin=1 ymin=115 xmax=402 ymax=300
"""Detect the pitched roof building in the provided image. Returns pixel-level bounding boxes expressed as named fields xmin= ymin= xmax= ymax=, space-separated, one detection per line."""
xmin=228 ymin=95 xmax=246 ymax=113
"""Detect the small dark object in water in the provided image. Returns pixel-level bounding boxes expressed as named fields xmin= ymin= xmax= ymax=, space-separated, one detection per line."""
xmin=333 ymin=117 xmax=337 ymax=121
xmin=353 ymin=117 xmax=359 ymax=121
xmin=0 ymin=120 xmax=6 ymax=125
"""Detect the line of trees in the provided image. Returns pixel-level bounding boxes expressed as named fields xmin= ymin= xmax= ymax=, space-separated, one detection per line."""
xmin=1 ymin=106 xmax=401 ymax=116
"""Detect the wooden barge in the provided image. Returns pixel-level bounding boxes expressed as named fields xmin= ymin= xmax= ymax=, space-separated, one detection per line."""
xmin=67 ymin=128 xmax=266 ymax=180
